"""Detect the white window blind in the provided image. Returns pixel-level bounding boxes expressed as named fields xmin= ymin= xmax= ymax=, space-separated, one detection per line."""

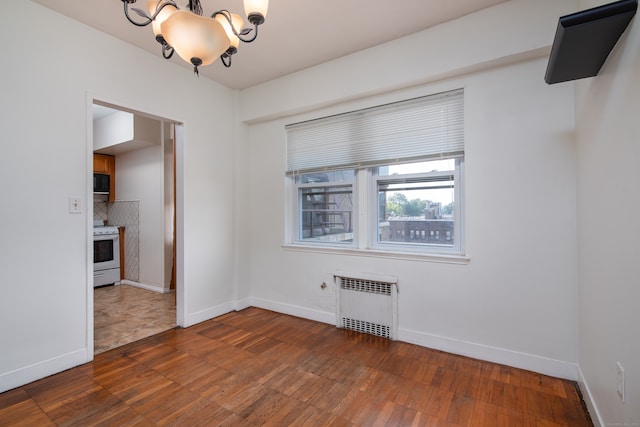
xmin=286 ymin=89 xmax=464 ymax=175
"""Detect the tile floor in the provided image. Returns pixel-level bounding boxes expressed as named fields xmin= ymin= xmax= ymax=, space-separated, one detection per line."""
xmin=94 ymin=284 xmax=176 ymax=354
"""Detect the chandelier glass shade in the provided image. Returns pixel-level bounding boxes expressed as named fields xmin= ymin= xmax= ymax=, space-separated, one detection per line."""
xmin=161 ymin=10 xmax=229 ymax=68
xmin=215 ymin=12 xmax=244 ymax=51
xmin=122 ymin=0 xmax=269 ymax=75
xmin=243 ymin=0 xmax=268 ymax=24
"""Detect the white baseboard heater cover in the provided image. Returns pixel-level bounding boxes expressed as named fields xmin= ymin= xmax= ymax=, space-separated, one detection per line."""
xmin=335 ymin=272 xmax=398 ymax=340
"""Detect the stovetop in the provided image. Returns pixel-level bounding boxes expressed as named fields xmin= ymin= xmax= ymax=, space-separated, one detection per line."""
xmin=93 ymin=220 xmax=119 ymax=236
xmin=93 ymin=226 xmax=119 ymax=236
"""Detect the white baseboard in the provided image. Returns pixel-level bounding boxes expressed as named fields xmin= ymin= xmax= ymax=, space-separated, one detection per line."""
xmin=233 ymin=298 xmax=252 ymax=312
xmin=1 ymin=299 xmax=585 ymax=401
xmin=576 ymin=366 xmax=603 ymax=427
xmin=121 ymin=280 xmax=170 ymax=294
xmin=247 ymin=297 xmax=335 ymax=325
xmin=0 ymin=349 xmax=88 ymax=394
xmin=398 ymin=327 xmax=579 ymax=381
xmin=242 ymin=299 xmax=579 ymax=381
xmin=185 ymin=301 xmax=236 ymax=327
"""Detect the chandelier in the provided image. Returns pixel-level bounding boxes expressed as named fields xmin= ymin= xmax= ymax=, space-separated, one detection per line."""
xmin=121 ymin=0 xmax=269 ymax=75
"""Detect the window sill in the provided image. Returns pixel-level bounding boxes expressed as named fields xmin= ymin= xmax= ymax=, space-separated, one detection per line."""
xmin=281 ymin=244 xmax=470 ymax=265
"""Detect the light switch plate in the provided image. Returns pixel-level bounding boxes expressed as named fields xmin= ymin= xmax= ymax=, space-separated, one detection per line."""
xmin=68 ymin=197 xmax=82 ymax=214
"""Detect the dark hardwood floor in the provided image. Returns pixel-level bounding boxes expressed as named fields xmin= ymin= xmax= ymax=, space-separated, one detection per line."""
xmin=0 ymin=307 xmax=592 ymax=426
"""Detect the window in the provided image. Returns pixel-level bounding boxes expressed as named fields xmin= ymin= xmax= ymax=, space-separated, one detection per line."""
xmin=294 ymin=170 xmax=355 ymax=243
xmin=286 ymin=89 xmax=464 ymax=256
xmin=374 ymin=158 xmax=462 ymax=253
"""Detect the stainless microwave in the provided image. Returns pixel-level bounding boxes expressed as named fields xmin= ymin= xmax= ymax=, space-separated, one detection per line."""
xmin=94 ymin=173 xmax=110 ymax=194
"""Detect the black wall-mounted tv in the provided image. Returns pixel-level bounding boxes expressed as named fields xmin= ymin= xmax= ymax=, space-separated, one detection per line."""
xmin=545 ymin=0 xmax=637 ymax=84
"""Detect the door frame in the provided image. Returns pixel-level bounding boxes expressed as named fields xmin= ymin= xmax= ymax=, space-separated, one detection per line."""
xmin=85 ymin=94 xmax=185 ymax=358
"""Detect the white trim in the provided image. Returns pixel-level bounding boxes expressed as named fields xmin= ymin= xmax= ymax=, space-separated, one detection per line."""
xmin=85 ymin=93 xmax=95 ymax=362
xmin=120 ymin=279 xmax=171 ymax=294
xmin=1 ymin=300 xmax=587 ymax=401
xmin=0 ymin=349 xmax=87 ymax=394
xmin=184 ymin=301 xmax=236 ymax=328
xmin=247 ymin=297 xmax=335 ymax=325
xmin=576 ymin=366 xmax=604 ymax=427
xmin=174 ymin=123 xmax=186 ymax=328
xmin=398 ymin=327 xmax=579 ymax=381
xmin=282 ymin=244 xmax=469 ymax=265
xmin=238 ymin=300 xmax=578 ymax=381
xmin=233 ymin=298 xmax=252 ymax=312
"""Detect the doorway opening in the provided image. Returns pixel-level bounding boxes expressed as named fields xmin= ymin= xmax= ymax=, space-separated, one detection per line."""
xmin=89 ymin=100 xmax=183 ymax=355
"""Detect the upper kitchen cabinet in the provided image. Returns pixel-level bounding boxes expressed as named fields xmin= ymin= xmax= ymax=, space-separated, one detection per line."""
xmin=94 ymin=153 xmax=115 ymax=202
xmin=93 ymin=153 xmax=114 ymax=174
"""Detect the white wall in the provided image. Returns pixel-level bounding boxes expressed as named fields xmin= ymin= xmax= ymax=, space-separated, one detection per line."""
xmin=116 ymin=144 xmax=165 ymax=291
xmin=575 ymin=0 xmax=640 ymax=425
xmin=241 ymin=0 xmax=580 ymax=380
xmin=93 ymin=111 xmax=134 ymax=150
xmin=239 ymin=0 xmax=577 ymax=123
xmin=0 ymin=1 xmax=238 ymax=392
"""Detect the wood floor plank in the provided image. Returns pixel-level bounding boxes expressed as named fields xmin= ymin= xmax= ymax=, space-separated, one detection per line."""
xmin=23 ymin=369 xmax=104 ymax=415
xmin=0 ymin=395 xmax=55 ymax=427
xmin=42 ymin=387 xmax=122 ymax=426
xmin=184 ymin=365 xmax=237 ymax=398
xmin=0 ymin=308 xmax=592 ymax=426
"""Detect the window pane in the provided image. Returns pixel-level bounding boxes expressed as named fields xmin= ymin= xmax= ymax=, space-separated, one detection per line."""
xmin=298 ymin=176 xmax=354 ymax=243
xmin=378 ymin=159 xmax=455 ymax=176
xmin=377 ymin=161 xmax=455 ymax=247
xmin=295 ymin=170 xmax=354 ymax=184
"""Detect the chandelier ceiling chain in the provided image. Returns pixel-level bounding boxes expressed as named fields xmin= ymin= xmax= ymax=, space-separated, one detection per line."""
xmin=121 ymin=0 xmax=269 ymax=75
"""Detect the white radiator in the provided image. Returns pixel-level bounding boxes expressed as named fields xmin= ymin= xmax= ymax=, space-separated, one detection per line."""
xmin=335 ymin=272 xmax=398 ymax=340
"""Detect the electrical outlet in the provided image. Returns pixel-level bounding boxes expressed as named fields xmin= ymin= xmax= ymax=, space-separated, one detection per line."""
xmin=617 ymin=361 xmax=626 ymax=402
xmin=68 ymin=197 xmax=82 ymax=214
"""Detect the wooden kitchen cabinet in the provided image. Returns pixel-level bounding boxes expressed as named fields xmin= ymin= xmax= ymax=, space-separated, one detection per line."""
xmin=93 ymin=153 xmax=116 ymax=202
xmin=93 ymin=153 xmax=114 ymax=174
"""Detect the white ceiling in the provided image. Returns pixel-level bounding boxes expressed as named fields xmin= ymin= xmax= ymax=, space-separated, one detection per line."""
xmin=33 ymin=0 xmax=508 ymax=90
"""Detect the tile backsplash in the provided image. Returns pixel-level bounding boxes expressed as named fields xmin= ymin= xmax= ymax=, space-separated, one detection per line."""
xmin=108 ymin=201 xmax=140 ymax=282
xmin=94 ymin=200 xmax=108 ymax=222
xmin=93 ymin=199 xmax=140 ymax=282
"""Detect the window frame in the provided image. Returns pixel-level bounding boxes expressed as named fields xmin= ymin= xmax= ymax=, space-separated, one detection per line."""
xmin=285 ymin=157 xmax=465 ymax=258
xmin=290 ymin=171 xmax=358 ymax=248
xmin=368 ymin=157 xmax=464 ymax=256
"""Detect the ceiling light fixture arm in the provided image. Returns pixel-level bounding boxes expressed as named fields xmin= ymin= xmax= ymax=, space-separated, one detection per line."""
xmin=162 ymin=43 xmax=174 ymax=59
xmin=121 ymin=0 xmax=178 ymax=27
xmin=220 ymin=51 xmax=233 ymax=68
xmin=212 ymin=10 xmax=260 ymax=43
xmin=214 ymin=9 xmax=264 ymax=68
xmin=187 ymin=0 xmax=203 ymax=16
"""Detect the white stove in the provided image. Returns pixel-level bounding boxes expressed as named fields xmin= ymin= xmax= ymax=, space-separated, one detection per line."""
xmin=93 ymin=219 xmax=119 ymax=235
xmin=93 ymin=220 xmax=121 ymax=287
xmin=93 ymin=225 xmax=119 ymax=236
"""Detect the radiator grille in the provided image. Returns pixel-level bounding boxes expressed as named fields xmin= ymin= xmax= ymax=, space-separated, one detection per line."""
xmin=341 ymin=318 xmax=390 ymax=339
xmin=340 ymin=278 xmax=393 ymax=295
xmin=335 ymin=274 xmax=398 ymax=340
